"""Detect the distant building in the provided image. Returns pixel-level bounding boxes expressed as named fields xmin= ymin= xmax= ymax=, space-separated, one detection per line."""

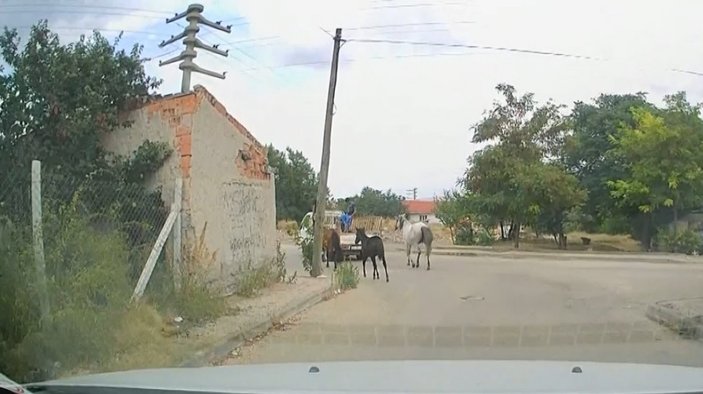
xmin=402 ymin=199 xmax=440 ymax=224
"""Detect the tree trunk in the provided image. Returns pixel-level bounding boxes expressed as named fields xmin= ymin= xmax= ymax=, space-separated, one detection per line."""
xmin=513 ymin=222 xmax=520 ymax=248
xmin=559 ymin=233 xmax=567 ymax=249
xmin=508 ymin=221 xmax=515 ymax=241
xmin=499 ymin=221 xmax=506 ymax=240
xmin=673 ymin=203 xmax=679 ymax=236
xmin=449 ymin=227 xmax=456 ymax=245
xmin=642 ymin=213 xmax=653 ymax=251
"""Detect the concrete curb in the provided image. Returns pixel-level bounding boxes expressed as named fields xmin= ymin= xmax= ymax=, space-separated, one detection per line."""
xmin=180 ymin=283 xmax=335 ymax=367
xmin=645 ymin=302 xmax=703 ymax=341
xmin=394 ymin=247 xmax=700 ymax=264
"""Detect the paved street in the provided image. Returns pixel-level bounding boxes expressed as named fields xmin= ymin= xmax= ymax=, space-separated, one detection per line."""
xmin=227 ymin=245 xmax=703 ymax=367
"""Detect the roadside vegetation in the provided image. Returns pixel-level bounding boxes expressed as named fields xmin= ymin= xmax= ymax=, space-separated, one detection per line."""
xmin=0 ymin=22 xmax=226 ymax=381
xmin=434 ymin=84 xmax=703 ymax=255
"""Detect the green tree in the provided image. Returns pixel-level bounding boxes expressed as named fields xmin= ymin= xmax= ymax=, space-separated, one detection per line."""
xmin=465 ymin=84 xmax=572 ymax=248
xmin=434 ymin=190 xmax=470 ymax=243
xmin=530 ymin=163 xmax=586 ymax=248
xmin=562 ymin=93 xmax=653 ymax=233
xmin=0 ymin=21 xmax=166 ymax=221
xmin=266 ymin=144 xmax=319 ymax=221
xmin=608 ymin=94 xmax=703 ymax=248
xmin=347 ymin=187 xmax=405 ymax=217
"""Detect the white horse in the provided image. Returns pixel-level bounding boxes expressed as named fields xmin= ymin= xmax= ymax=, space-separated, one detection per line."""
xmin=395 ymin=213 xmax=434 ymax=270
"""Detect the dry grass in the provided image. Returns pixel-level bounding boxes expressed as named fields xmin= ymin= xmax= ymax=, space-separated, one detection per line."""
xmin=100 ymin=305 xmax=190 ymax=374
xmin=487 ymin=231 xmax=642 ymax=253
xmin=277 ymin=220 xmax=298 ymax=236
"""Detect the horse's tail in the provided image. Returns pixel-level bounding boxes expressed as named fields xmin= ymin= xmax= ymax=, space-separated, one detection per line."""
xmin=420 ymin=226 xmax=433 ymax=256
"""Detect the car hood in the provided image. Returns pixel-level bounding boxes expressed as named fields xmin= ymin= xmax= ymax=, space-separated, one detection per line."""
xmin=26 ymin=360 xmax=703 ymax=394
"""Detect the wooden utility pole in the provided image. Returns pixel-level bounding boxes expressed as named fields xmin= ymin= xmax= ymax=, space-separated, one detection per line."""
xmin=158 ymin=3 xmax=232 ymax=93
xmin=311 ymin=28 xmax=343 ymax=277
xmin=406 ymin=187 xmax=417 ymax=200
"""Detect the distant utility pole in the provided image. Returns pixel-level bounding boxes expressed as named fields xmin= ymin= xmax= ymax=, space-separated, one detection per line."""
xmin=311 ymin=28 xmax=343 ymax=278
xmin=406 ymin=187 xmax=417 ymax=200
xmin=158 ymin=3 xmax=232 ymax=93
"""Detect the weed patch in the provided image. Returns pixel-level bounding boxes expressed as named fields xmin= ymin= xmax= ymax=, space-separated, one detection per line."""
xmin=234 ymin=242 xmax=288 ymax=297
xmin=335 ymin=262 xmax=360 ymax=291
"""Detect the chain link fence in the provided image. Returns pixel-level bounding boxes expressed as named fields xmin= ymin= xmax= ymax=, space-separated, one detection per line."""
xmin=0 ymin=161 xmax=178 ymax=381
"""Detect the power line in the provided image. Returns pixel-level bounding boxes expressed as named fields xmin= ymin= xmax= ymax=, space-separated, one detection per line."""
xmin=1 ymin=6 xmax=246 ymax=24
xmin=10 ymin=25 xmax=162 ymax=38
xmin=1 ymin=8 xmax=167 ymax=20
xmin=368 ymin=1 xmax=469 ymax=10
xmin=1 ymin=3 xmax=173 ymax=16
xmin=346 ymin=38 xmax=703 ymax=77
xmin=345 ymin=38 xmax=603 ymax=60
xmin=345 ymin=20 xmax=474 ymax=31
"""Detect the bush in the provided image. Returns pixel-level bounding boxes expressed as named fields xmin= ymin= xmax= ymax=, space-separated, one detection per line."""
xmin=0 ymin=208 xmax=135 ymax=381
xmin=655 ymin=228 xmax=702 ymax=255
xmin=149 ymin=223 xmax=226 ymax=323
xmin=453 ymin=224 xmax=493 ymax=246
xmin=454 ymin=224 xmax=474 ymax=245
xmin=293 ymin=219 xmax=314 ymax=273
xmin=234 ymin=242 xmax=288 ymax=297
xmin=475 ymin=228 xmax=494 ymax=246
xmin=335 ymin=262 xmax=360 ymax=290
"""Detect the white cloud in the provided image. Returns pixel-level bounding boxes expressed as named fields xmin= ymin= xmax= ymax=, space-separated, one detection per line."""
xmin=8 ymin=0 xmax=703 ymax=199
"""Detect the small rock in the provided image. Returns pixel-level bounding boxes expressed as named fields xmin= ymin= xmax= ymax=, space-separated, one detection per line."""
xmin=230 ymin=348 xmax=241 ymax=357
xmin=174 ymin=316 xmax=184 ymax=323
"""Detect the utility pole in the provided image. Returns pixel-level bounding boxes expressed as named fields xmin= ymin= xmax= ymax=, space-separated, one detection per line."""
xmin=406 ymin=187 xmax=417 ymax=200
xmin=311 ymin=28 xmax=343 ymax=278
xmin=158 ymin=3 xmax=232 ymax=93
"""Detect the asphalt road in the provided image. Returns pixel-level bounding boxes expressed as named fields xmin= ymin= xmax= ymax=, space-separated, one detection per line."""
xmin=226 ymin=244 xmax=703 ymax=367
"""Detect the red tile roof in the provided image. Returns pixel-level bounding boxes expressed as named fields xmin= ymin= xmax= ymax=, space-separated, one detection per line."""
xmin=402 ymin=199 xmax=436 ymax=215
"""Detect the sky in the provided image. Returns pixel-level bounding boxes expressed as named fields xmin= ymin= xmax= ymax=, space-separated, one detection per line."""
xmin=2 ymin=0 xmax=703 ymax=199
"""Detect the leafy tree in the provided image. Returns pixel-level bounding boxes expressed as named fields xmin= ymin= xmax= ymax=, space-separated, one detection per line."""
xmin=345 ymin=187 xmax=405 ymax=217
xmin=464 ymin=84 xmax=573 ymax=248
xmin=434 ymin=190 xmax=470 ymax=243
xmin=562 ymin=93 xmax=653 ymax=232
xmin=0 ymin=21 xmax=166 ymax=221
xmin=530 ymin=163 xmax=586 ymax=248
xmin=266 ymin=144 xmax=320 ymax=221
xmin=608 ymin=93 xmax=703 ymax=248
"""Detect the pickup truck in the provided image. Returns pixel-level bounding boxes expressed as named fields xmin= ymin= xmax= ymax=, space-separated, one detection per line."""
xmin=299 ymin=210 xmax=369 ymax=261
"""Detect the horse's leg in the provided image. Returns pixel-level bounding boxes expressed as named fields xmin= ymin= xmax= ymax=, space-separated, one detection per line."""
xmin=416 ymin=246 xmax=422 ymax=268
xmin=405 ymin=243 xmax=412 ymax=266
xmin=381 ymin=253 xmax=389 ymax=282
xmin=362 ymin=256 xmax=367 ymax=278
xmin=371 ymin=256 xmax=379 ymax=280
xmin=426 ymin=244 xmax=431 ymax=271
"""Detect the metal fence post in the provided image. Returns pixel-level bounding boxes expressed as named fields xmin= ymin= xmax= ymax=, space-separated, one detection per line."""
xmin=173 ymin=177 xmax=183 ymax=291
xmin=31 ymin=160 xmax=49 ymax=321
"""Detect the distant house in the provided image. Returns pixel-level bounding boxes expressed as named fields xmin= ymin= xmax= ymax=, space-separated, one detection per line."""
xmin=402 ymin=199 xmax=440 ymax=224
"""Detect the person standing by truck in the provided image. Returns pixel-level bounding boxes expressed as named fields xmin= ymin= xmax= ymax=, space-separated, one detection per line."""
xmin=345 ymin=200 xmax=356 ymax=232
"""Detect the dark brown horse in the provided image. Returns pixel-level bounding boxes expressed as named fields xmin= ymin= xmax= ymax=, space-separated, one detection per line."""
xmin=323 ymin=227 xmax=343 ymax=269
xmin=355 ymin=227 xmax=389 ymax=282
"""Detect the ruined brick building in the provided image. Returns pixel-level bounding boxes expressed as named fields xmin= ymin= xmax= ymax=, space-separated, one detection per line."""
xmin=102 ymin=85 xmax=276 ymax=292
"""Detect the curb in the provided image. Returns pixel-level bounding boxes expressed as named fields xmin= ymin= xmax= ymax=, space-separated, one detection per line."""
xmin=645 ymin=302 xmax=703 ymax=341
xmin=180 ymin=283 xmax=335 ymax=367
xmin=394 ymin=247 xmax=699 ymax=264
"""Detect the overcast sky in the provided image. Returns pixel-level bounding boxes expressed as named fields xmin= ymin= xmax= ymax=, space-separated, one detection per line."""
xmin=2 ymin=0 xmax=702 ymax=199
